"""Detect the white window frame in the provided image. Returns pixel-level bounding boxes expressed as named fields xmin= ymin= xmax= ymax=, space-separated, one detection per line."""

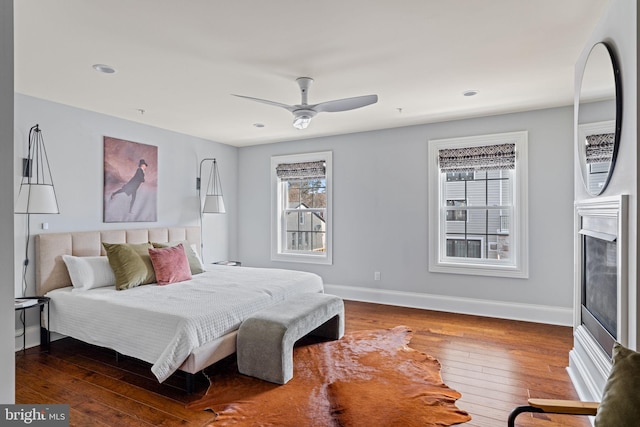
xmin=271 ymin=151 xmax=332 ymax=265
xmin=428 ymin=131 xmax=529 ymax=278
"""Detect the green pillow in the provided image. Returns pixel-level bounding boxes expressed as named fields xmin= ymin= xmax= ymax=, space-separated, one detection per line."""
xmin=151 ymin=241 xmax=204 ymax=275
xmin=102 ymin=242 xmax=155 ymax=290
xmin=595 ymin=342 xmax=640 ymax=426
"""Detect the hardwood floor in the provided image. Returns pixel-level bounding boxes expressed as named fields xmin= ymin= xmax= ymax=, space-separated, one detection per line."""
xmin=16 ymin=300 xmax=591 ymax=427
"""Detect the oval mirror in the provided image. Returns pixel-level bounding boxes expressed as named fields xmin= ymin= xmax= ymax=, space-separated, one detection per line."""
xmin=577 ymin=42 xmax=622 ymax=196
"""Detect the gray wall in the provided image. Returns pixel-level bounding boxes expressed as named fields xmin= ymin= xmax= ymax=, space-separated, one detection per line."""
xmin=1 ymin=0 xmax=14 ymax=404
xmin=238 ymin=106 xmax=575 ymax=323
xmin=574 ymin=0 xmax=638 ymax=347
xmin=13 ymin=94 xmax=239 ymax=301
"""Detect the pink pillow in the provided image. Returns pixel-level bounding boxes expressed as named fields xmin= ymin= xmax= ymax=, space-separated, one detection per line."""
xmin=148 ymin=243 xmax=192 ymax=285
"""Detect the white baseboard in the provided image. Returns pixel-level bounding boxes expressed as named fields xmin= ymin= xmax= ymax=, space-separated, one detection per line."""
xmin=324 ymin=283 xmax=573 ymax=326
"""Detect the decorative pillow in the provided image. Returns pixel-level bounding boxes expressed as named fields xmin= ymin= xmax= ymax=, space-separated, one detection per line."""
xmin=190 ymin=244 xmax=205 ymax=270
xmin=62 ymin=255 xmax=115 ymax=291
xmin=102 ymin=242 xmax=156 ymax=290
xmin=595 ymin=342 xmax=640 ymax=426
xmin=151 ymin=240 xmax=204 ymax=274
xmin=148 ymin=243 xmax=192 ymax=285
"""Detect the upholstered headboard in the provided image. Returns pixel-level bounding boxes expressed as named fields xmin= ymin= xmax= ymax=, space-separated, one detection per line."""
xmin=35 ymin=227 xmax=200 ymax=296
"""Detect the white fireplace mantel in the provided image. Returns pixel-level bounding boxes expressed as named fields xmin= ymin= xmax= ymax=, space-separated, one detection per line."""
xmin=568 ymin=194 xmax=628 ymax=401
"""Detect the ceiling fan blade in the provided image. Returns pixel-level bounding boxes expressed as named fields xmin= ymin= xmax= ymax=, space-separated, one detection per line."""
xmin=232 ymin=94 xmax=295 ymax=112
xmin=313 ymin=94 xmax=378 ymax=113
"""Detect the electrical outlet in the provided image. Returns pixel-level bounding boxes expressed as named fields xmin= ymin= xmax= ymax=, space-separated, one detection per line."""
xmin=374 ymin=271 xmax=381 ymax=281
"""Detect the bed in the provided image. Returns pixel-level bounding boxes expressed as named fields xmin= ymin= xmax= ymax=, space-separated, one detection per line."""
xmin=35 ymin=226 xmax=324 ymax=387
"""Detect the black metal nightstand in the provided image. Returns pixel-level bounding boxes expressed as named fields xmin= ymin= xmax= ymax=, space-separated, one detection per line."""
xmin=15 ymin=296 xmax=50 ymax=352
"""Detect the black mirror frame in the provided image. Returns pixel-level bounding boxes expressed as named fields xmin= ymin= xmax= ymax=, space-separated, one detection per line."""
xmin=577 ymin=41 xmax=623 ymax=196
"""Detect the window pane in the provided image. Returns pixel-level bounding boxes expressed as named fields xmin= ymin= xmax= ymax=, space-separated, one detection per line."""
xmin=488 ymin=209 xmax=509 ymax=233
xmin=445 ymin=171 xmax=474 ymax=181
xmin=445 ymin=219 xmax=465 ymax=234
xmin=285 ymin=210 xmax=326 ymax=252
xmin=446 ymin=237 xmax=482 ymax=258
xmin=466 ymin=209 xmax=487 ymax=234
xmin=444 ymin=171 xmax=512 ymax=208
xmin=444 ymin=181 xmax=465 ymax=200
xmin=486 ymin=169 xmax=503 ymax=179
xmin=445 ymin=200 xmax=467 ymax=221
xmin=285 ymin=231 xmax=326 ymax=252
xmin=287 ymin=179 xmax=326 ymax=208
xmin=445 ymin=209 xmax=511 ymax=261
xmin=466 ymin=180 xmax=487 ymax=206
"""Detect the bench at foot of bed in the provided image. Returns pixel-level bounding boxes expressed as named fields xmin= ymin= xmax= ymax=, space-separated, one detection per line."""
xmin=237 ymin=293 xmax=344 ymax=384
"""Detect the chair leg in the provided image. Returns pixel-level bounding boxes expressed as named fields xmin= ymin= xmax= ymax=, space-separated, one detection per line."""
xmin=508 ymin=405 xmax=544 ymax=427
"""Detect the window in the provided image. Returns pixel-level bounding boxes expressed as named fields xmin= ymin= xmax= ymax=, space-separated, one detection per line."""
xmin=271 ymin=151 xmax=332 ymax=264
xmin=428 ymin=131 xmax=528 ymax=278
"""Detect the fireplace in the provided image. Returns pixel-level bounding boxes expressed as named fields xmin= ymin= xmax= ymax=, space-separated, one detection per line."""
xmin=580 ymin=226 xmax=617 ymax=355
xmin=569 ymin=195 xmax=627 ymax=402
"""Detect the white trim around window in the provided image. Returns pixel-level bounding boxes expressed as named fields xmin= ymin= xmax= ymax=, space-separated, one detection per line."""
xmin=428 ymin=131 xmax=529 ymax=278
xmin=271 ymin=151 xmax=333 ymax=265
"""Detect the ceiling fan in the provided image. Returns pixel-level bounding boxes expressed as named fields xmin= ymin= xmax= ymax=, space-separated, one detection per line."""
xmin=233 ymin=77 xmax=378 ymax=129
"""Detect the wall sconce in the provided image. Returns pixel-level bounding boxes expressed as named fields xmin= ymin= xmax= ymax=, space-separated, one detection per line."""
xmin=15 ymin=124 xmax=60 ymax=214
xmin=15 ymin=124 xmax=59 ymax=302
xmin=197 ymin=158 xmax=226 ymax=214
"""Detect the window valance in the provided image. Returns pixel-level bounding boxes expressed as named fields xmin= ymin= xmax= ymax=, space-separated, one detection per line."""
xmin=585 ymin=133 xmax=614 ymax=164
xmin=276 ymin=161 xmax=326 ymax=181
xmin=438 ymin=143 xmax=516 ymax=173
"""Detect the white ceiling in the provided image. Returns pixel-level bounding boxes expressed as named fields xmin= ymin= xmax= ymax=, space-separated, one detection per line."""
xmin=14 ymin=0 xmax=610 ymax=147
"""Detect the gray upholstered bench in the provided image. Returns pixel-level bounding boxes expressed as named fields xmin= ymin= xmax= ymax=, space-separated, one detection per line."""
xmin=237 ymin=292 xmax=344 ymax=384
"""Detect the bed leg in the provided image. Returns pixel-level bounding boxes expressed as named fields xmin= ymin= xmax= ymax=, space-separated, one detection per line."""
xmin=39 ymin=327 xmax=50 ymax=351
xmin=185 ymin=372 xmax=196 ymax=394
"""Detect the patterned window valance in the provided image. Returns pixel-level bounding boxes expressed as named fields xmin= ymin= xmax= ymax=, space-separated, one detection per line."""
xmin=438 ymin=143 xmax=516 ymax=173
xmin=585 ymin=133 xmax=614 ymax=164
xmin=276 ymin=161 xmax=326 ymax=181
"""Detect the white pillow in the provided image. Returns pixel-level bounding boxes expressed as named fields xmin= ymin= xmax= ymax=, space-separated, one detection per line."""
xmin=62 ymin=255 xmax=116 ymax=291
xmin=191 ymin=244 xmax=205 ymax=270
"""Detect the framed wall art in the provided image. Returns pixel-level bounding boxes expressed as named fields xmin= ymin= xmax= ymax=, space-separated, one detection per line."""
xmin=103 ymin=136 xmax=158 ymax=222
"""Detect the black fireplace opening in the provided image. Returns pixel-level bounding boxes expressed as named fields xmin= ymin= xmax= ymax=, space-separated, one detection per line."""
xmin=581 ymin=233 xmax=617 ymax=355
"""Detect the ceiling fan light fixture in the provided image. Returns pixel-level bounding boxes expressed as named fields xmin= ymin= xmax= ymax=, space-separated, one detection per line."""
xmin=292 ymin=109 xmax=316 ymax=130
xmin=293 ymin=115 xmax=311 ymax=129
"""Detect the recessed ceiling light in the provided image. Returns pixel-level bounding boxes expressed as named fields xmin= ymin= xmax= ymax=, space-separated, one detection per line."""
xmin=92 ymin=64 xmax=117 ymax=74
xmin=253 ymin=123 xmax=265 ymax=128
xmin=463 ymin=90 xmax=479 ymax=97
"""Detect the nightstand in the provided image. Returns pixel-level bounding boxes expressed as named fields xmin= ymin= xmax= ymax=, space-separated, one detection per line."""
xmin=15 ymin=296 xmax=50 ymax=352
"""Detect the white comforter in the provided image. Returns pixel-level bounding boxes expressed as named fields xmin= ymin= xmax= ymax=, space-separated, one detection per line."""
xmin=45 ymin=265 xmax=323 ymax=382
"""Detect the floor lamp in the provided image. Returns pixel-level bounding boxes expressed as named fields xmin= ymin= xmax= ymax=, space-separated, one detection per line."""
xmin=197 ymin=158 xmax=226 ymax=261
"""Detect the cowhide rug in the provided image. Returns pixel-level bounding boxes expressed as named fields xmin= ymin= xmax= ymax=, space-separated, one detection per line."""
xmin=187 ymin=326 xmax=471 ymax=426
